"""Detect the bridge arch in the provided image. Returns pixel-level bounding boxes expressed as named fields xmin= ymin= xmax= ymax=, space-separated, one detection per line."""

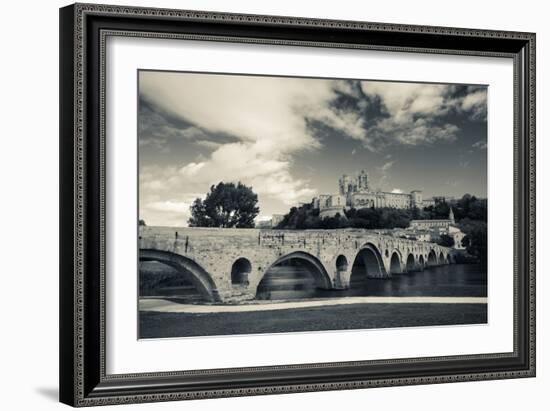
xmin=389 ymin=250 xmax=403 ymax=274
xmin=438 ymin=251 xmax=445 ymax=265
xmin=336 ymin=254 xmax=348 ymax=272
xmin=418 ymin=254 xmax=425 ymax=269
xmin=257 ymin=251 xmax=332 ymax=295
xmin=406 ymin=253 xmax=416 ymax=272
xmin=231 ymin=257 xmax=251 ymax=286
xmin=427 ymin=249 xmax=437 ymax=266
xmin=139 ymin=249 xmax=220 ymax=302
xmin=351 ymin=243 xmax=387 ymax=281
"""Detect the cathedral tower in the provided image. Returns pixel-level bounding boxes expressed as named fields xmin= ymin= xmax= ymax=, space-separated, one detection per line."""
xmin=357 ymin=169 xmax=370 ymax=192
xmin=449 ymin=207 xmax=455 ymax=224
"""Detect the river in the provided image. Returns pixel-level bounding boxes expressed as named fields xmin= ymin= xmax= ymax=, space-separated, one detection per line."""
xmin=141 ymin=261 xmax=486 ymax=303
xmin=257 ymin=263 xmax=486 ymax=300
xmin=139 ymin=262 xmax=487 ymax=338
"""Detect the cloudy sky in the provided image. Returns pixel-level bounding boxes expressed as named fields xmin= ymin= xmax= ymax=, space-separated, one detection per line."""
xmin=138 ymin=70 xmax=487 ymax=227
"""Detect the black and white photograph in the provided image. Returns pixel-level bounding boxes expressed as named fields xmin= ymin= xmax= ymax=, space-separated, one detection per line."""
xmin=137 ymin=71 xmax=489 ymax=339
xmin=1 ymin=0 xmax=543 ymax=408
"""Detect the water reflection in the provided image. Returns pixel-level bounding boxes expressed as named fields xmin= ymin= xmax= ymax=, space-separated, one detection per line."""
xmin=141 ymin=260 xmax=487 ymax=304
xmin=139 ymin=261 xmax=206 ymax=303
xmin=256 ymin=263 xmax=487 ymax=300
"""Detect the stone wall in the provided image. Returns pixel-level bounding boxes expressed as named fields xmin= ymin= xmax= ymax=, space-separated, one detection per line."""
xmin=139 ymin=227 xmax=453 ymax=302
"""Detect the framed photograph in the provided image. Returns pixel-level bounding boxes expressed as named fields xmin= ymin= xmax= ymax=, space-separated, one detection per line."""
xmin=59 ymin=3 xmax=535 ymax=407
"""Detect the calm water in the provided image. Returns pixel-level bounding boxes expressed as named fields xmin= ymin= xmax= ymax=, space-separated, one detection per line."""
xmin=256 ymin=263 xmax=487 ymax=300
xmin=140 ymin=261 xmax=487 ymax=303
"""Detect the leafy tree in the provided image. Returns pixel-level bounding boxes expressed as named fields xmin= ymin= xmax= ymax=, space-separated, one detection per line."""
xmin=319 ymin=213 xmax=348 ymax=229
xmin=423 ymin=201 xmax=450 ymax=220
xmin=275 ymin=193 xmax=487 ymax=242
xmin=410 ymin=206 xmax=423 ymax=220
xmin=454 ymin=194 xmax=487 ymax=221
xmin=277 ymin=205 xmax=417 ymax=230
xmin=436 ymin=233 xmax=455 ymax=247
xmin=138 ymin=219 xmax=146 ymax=226
xmin=420 ymin=195 xmax=488 ymax=265
xmin=458 ymin=218 xmax=488 ymax=268
xmin=380 ymin=208 xmax=412 ymax=228
xmin=188 ymin=198 xmax=211 ymax=227
xmin=188 ymin=182 xmax=259 ymax=228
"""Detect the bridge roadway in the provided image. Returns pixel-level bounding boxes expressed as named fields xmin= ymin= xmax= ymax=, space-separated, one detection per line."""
xmin=139 ymin=226 xmax=454 ymax=303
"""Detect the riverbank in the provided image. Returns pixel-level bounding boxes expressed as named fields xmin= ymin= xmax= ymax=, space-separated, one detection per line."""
xmin=139 ymin=302 xmax=487 ymax=338
xmin=140 ymin=296 xmax=487 ymax=313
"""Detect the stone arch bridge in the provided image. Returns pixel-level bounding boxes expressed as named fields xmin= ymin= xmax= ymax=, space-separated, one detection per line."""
xmin=139 ymin=227 xmax=454 ymax=303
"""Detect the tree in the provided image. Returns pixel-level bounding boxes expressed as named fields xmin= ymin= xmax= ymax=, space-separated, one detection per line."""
xmin=188 ymin=198 xmax=212 ymax=227
xmin=458 ymin=218 xmax=488 ymax=269
xmin=188 ymin=182 xmax=259 ymax=228
xmin=138 ymin=219 xmax=146 ymax=226
xmin=319 ymin=213 xmax=348 ymax=229
xmin=423 ymin=201 xmax=450 ymax=220
xmin=458 ymin=194 xmax=487 ymax=221
xmin=436 ymin=234 xmax=455 ymax=247
xmin=276 ymin=205 xmax=416 ymax=230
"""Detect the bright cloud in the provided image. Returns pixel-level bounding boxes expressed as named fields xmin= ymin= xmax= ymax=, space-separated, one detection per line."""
xmin=380 ymin=161 xmax=394 ymax=172
xmin=141 ymin=198 xmax=195 ymax=227
xmin=140 ymin=72 xmax=365 ymax=154
xmin=138 ymin=72 xmax=369 ymax=225
xmin=363 ymin=82 xmax=451 ymax=117
xmin=357 ymin=82 xmax=486 ymax=149
xmin=138 ymin=73 xmax=487 ymax=226
xmin=461 ymin=89 xmax=487 ymax=119
xmin=472 ymin=140 xmax=488 ymax=150
xmin=179 ymin=162 xmax=206 ymax=177
xmin=147 ymin=200 xmax=191 ymax=213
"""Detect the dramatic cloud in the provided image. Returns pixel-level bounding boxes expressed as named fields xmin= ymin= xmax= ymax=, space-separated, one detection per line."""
xmin=140 ymin=72 xmax=366 ymax=154
xmin=138 ymin=72 xmax=375 ymax=225
xmin=363 ymin=83 xmax=451 ymax=117
xmin=460 ymin=89 xmax=487 ymax=120
xmin=138 ymin=100 xmax=209 ymax=149
xmin=138 ymin=72 xmax=487 ymax=226
xmin=354 ymin=82 xmax=487 ymax=150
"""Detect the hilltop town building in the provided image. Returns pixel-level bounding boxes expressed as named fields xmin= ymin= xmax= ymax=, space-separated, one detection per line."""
xmin=379 ymin=208 xmax=465 ymax=250
xmin=410 ymin=207 xmax=455 ymax=230
xmin=405 ymin=208 xmax=465 ymax=249
xmin=309 ymin=170 xmax=466 ymax=249
xmin=312 ymin=169 xmax=433 ymax=218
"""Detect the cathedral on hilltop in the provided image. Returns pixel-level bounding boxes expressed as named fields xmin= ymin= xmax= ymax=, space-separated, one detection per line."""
xmin=312 ymin=169 xmax=432 ymax=218
xmin=308 ymin=169 xmax=465 ymax=249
